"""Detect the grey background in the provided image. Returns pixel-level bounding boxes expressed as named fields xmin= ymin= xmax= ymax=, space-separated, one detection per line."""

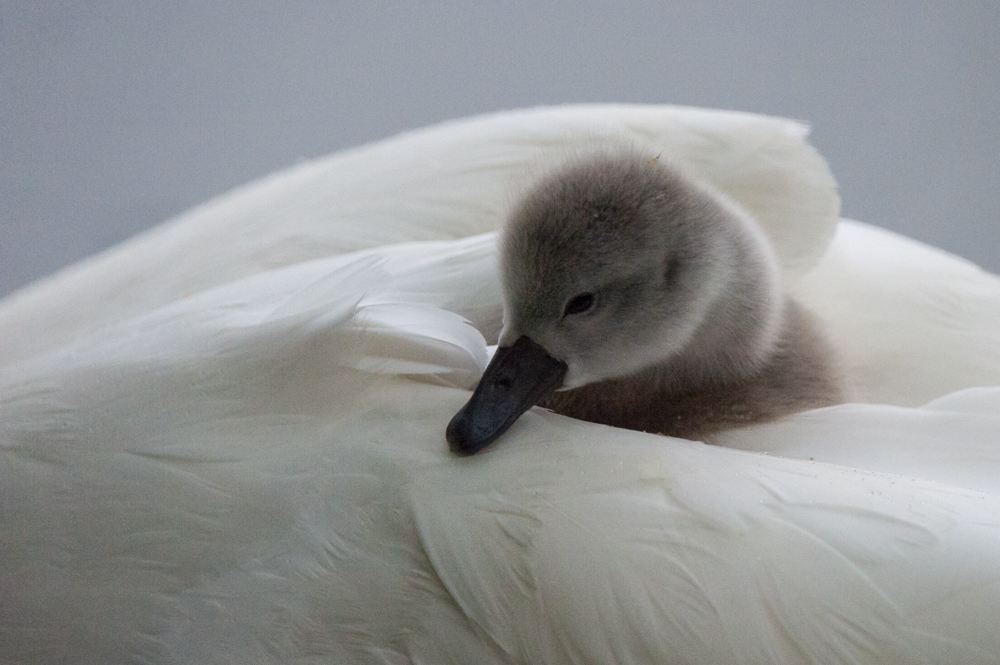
xmin=3 ymin=2 xmax=998 ymax=298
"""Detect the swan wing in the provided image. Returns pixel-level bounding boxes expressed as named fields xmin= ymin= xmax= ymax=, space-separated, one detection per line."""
xmin=794 ymin=219 xmax=1000 ymax=405
xmin=0 ymin=104 xmax=836 ymax=367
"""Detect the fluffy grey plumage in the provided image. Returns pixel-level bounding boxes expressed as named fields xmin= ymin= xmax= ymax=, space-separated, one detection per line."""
xmin=498 ymin=149 xmax=844 ymax=439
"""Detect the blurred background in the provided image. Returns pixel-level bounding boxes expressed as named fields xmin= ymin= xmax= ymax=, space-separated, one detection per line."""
xmin=2 ymin=1 xmax=998 ymax=298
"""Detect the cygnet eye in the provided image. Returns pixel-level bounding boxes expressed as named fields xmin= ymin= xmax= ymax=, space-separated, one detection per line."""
xmin=563 ymin=293 xmax=595 ymax=316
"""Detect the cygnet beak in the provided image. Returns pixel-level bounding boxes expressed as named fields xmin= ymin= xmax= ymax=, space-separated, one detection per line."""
xmin=446 ymin=335 xmax=568 ymax=456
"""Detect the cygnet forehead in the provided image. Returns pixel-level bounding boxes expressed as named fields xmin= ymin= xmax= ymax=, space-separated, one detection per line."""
xmin=507 ymin=153 xmax=676 ymax=255
xmin=501 ymin=152 xmax=701 ymax=297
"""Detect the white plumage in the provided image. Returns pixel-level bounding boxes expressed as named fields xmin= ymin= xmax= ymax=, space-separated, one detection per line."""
xmin=2 ymin=105 xmax=999 ymax=664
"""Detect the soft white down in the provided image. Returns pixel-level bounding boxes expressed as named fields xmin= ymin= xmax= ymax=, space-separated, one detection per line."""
xmin=2 ymin=105 xmax=1000 ymax=664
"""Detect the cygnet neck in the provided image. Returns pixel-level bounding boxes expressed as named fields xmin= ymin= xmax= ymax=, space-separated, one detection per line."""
xmin=653 ymin=190 xmax=785 ymax=394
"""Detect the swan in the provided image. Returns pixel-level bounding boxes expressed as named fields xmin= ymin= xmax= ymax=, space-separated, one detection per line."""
xmin=447 ymin=150 xmax=843 ymax=454
xmin=2 ymin=105 xmax=1000 ymax=664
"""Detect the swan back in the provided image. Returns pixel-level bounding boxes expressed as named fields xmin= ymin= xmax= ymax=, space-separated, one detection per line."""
xmin=3 ymin=233 xmax=1000 ymax=664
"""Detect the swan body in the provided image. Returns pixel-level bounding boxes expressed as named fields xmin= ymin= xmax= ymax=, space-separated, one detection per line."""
xmin=447 ymin=151 xmax=843 ymax=453
xmin=2 ymin=105 xmax=1000 ymax=664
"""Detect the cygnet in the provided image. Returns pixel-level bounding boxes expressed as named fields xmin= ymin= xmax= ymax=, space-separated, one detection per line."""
xmin=447 ymin=150 xmax=843 ymax=455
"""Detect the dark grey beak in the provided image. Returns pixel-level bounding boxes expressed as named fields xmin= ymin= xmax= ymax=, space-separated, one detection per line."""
xmin=446 ymin=335 xmax=568 ymax=456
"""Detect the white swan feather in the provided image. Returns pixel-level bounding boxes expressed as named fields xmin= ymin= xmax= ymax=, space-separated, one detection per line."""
xmin=2 ymin=105 xmax=999 ymax=664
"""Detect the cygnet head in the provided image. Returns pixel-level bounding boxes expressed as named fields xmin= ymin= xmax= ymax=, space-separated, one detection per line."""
xmin=447 ymin=149 xmax=783 ymax=455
